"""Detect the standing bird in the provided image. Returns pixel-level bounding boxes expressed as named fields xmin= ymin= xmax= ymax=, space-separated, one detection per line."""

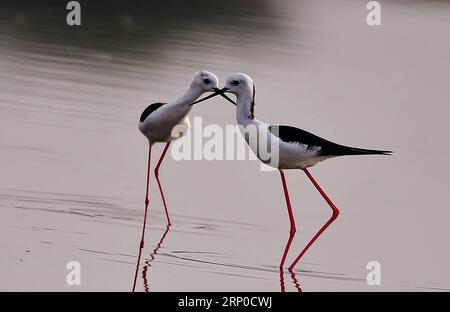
xmin=215 ymin=73 xmax=391 ymax=270
xmin=138 ymin=70 xmax=220 ymax=235
xmin=133 ymin=71 xmax=222 ymax=291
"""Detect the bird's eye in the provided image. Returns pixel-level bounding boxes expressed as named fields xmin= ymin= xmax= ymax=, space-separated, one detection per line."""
xmin=203 ymin=79 xmax=210 ymax=84
xmin=231 ymin=80 xmax=240 ymax=86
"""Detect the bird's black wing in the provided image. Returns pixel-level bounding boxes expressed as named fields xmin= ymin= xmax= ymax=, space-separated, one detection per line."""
xmin=139 ymin=102 xmax=166 ymax=122
xmin=269 ymin=125 xmax=392 ymax=156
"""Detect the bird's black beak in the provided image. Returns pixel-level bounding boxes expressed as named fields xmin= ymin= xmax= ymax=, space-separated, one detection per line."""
xmin=216 ymin=88 xmax=236 ymax=106
xmin=188 ymin=88 xmax=224 ymax=106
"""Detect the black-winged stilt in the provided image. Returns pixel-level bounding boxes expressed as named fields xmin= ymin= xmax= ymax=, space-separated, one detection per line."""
xmin=214 ymin=73 xmax=391 ymax=271
xmin=133 ymin=71 xmax=222 ymax=291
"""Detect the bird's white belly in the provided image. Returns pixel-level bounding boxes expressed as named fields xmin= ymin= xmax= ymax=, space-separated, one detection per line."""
xmin=244 ymin=130 xmax=330 ymax=169
xmin=139 ymin=114 xmax=190 ymax=143
xmin=277 ymin=141 xmax=333 ymax=169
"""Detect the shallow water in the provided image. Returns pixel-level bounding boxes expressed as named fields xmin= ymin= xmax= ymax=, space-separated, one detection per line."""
xmin=1 ymin=0 xmax=450 ymax=291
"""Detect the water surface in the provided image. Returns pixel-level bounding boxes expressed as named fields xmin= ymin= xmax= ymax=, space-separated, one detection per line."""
xmin=1 ymin=0 xmax=449 ymax=291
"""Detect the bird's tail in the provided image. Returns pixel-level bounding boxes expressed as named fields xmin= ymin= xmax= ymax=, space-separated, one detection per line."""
xmin=335 ymin=145 xmax=393 ymax=156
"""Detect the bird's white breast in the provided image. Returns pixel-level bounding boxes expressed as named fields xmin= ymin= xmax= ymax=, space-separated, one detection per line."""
xmin=139 ymin=104 xmax=191 ymax=143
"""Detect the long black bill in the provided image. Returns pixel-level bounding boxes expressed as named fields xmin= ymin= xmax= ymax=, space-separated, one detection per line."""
xmin=188 ymin=88 xmax=224 ymax=106
xmin=216 ymin=88 xmax=236 ymax=106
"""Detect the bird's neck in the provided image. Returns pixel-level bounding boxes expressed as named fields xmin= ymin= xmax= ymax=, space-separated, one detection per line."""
xmin=236 ymin=92 xmax=255 ymax=126
xmin=171 ymin=87 xmax=202 ymax=108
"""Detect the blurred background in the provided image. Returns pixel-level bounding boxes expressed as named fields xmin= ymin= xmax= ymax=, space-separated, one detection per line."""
xmin=0 ymin=0 xmax=449 ymax=291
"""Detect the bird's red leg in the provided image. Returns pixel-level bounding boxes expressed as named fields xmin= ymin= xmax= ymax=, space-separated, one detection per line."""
xmin=141 ymin=144 xmax=153 ymax=246
xmin=279 ymin=170 xmax=296 ymax=268
xmin=133 ymin=144 xmax=152 ymax=292
xmin=289 ymin=168 xmax=340 ymax=270
xmin=154 ymin=142 xmax=171 ymax=225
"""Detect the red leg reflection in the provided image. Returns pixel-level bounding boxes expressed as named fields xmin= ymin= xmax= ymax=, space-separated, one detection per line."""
xmin=143 ymin=225 xmax=171 ymax=292
xmin=289 ymin=269 xmax=303 ymax=292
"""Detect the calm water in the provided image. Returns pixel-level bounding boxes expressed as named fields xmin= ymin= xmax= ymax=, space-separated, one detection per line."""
xmin=1 ymin=0 xmax=449 ymax=291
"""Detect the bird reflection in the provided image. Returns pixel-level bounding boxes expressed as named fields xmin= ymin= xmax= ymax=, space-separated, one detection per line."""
xmin=280 ymin=268 xmax=302 ymax=292
xmin=142 ymin=225 xmax=171 ymax=292
xmin=280 ymin=268 xmax=286 ymax=292
xmin=132 ymin=225 xmax=171 ymax=292
xmin=289 ymin=269 xmax=302 ymax=292
xmin=132 ymin=236 xmax=145 ymax=291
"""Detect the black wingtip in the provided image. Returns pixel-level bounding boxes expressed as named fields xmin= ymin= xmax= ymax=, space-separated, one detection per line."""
xmin=371 ymin=149 xmax=393 ymax=155
xmin=345 ymin=147 xmax=393 ymax=156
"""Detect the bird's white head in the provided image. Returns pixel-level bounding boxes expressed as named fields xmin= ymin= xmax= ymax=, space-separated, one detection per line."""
xmin=190 ymin=70 xmax=219 ymax=92
xmin=223 ymin=73 xmax=254 ymax=96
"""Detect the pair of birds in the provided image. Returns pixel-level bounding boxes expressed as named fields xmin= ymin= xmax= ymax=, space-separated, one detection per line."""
xmin=137 ymin=70 xmax=391 ymax=271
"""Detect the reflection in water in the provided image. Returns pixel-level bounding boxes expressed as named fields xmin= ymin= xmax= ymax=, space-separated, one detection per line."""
xmin=1 ymin=189 xmax=366 ymax=291
xmin=0 ymin=0 xmax=279 ymax=59
xmin=132 ymin=237 xmax=144 ymax=291
xmin=280 ymin=268 xmax=285 ymax=292
xmin=290 ymin=270 xmax=302 ymax=292
xmin=280 ymin=268 xmax=302 ymax=292
xmin=142 ymin=225 xmax=171 ymax=292
xmin=132 ymin=225 xmax=171 ymax=292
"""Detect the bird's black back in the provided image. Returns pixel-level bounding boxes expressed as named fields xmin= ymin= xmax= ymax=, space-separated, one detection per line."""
xmin=270 ymin=125 xmax=392 ymax=156
xmin=139 ymin=102 xmax=166 ymax=122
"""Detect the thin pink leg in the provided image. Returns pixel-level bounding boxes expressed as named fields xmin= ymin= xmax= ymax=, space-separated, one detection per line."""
xmin=279 ymin=170 xmax=296 ymax=268
xmin=154 ymin=142 xmax=171 ymax=225
xmin=133 ymin=144 xmax=152 ymax=292
xmin=289 ymin=168 xmax=340 ymax=270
